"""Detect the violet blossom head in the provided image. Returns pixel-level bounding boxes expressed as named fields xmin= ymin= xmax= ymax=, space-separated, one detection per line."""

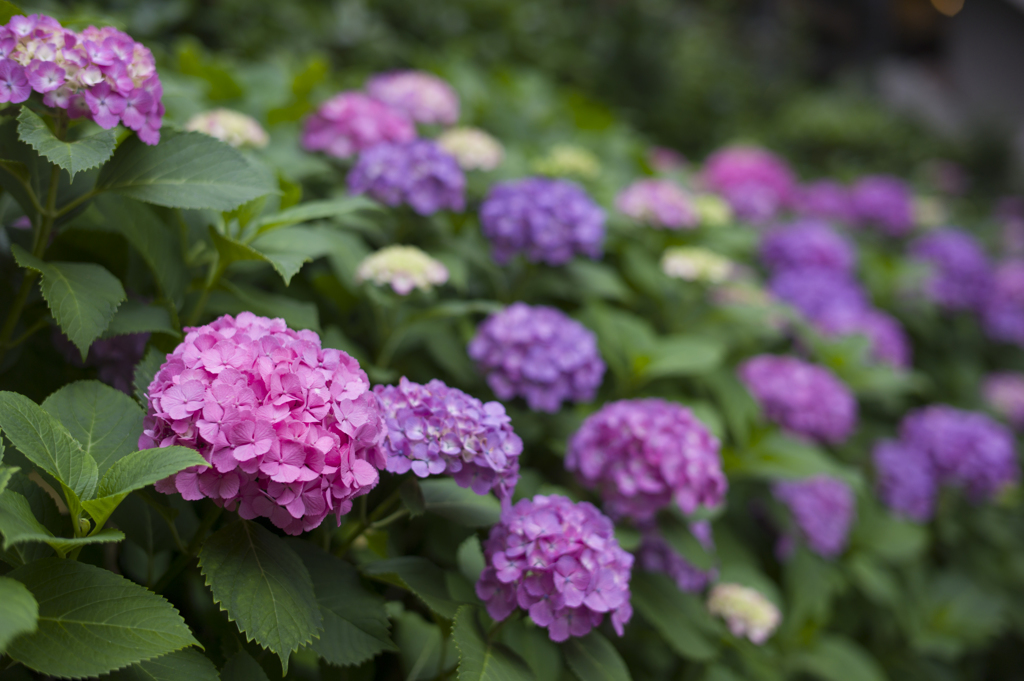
xmin=302 ymin=91 xmax=416 ymax=159
xmin=739 ymin=355 xmax=858 ymax=445
xmin=908 ymin=228 xmax=991 ymax=311
xmin=366 ymin=70 xmax=459 ymax=126
xmin=873 ymin=439 xmax=938 ymax=522
xmin=0 ymin=15 xmax=164 ymax=143
xmin=759 ymin=219 xmax=857 ymax=275
xmin=373 ymin=377 xmax=522 ymax=502
xmin=900 ymin=405 xmax=1019 ymax=501
xmin=475 ymin=494 xmax=633 ymax=642
xmin=700 ymin=145 xmax=796 ymax=223
xmin=983 ymin=373 xmax=1024 ymax=430
xmin=769 ymin=267 xmax=868 ymax=322
xmin=793 ymin=180 xmax=854 ymax=223
xmin=850 ymin=175 xmax=914 ymax=236
xmin=479 ymin=177 xmax=605 ymax=266
xmin=983 ymin=260 xmax=1024 ymax=347
xmin=772 ymin=475 xmax=855 ymax=559
xmin=53 ymin=329 xmax=149 ymax=394
xmin=468 ymin=304 xmax=605 ymax=413
xmin=355 ymin=245 xmax=449 ymax=295
xmin=616 ymin=179 xmax=698 ymax=230
xmin=565 ymin=398 xmax=727 ymax=521
xmin=707 ymin=583 xmax=781 ymax=645
xmin=637 ymin=520 xmax=717 ymax=593
xmin=140 ymin=313 xmax=387 ymax=536
xmin=347 ymin=140 xmax=465 ymax=215
xmin=814 ymin=305 xmax=912 ymax=369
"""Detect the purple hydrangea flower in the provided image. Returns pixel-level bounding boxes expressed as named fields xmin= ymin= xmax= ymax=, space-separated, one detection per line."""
xmin=814 ymin=305 xmax=912 ymax=369
xmin=759 ymin=219 xmax=857 ymax=275
xmin=850 ymin=175 xmax=914 ymax=236
xmin=141 ymin=313 xmax=387 ymax=535
xmin=983 ymin=260 xmax=1024 ymax=346
xmin=53 ymin=329 xmax=149 ymax=394
xmin=873 ymin=439 xmax=938 ymax=522
xmin=468 ymin=303 xmax=605 ymax=413
xmin=772 ymin=475 xmax=855 ymax=558
xmin=347 ymin=140 xmax=465 ymax=215
xmin=565 ymin=398 xmax=727 ymax=521
xmin=984 ymin=373 xmax=1024 ymax=430
xmin=700 ymin=145 xmax=796 ymax=224
xmin=793 ymin=180 xmax=854 ymax=223
xmin=373 ymin=377 xmax=522 ymax=502
xmin=302 ymin=91 xmax=416 ymax=159
xmin=615 ymin=179 xmax=698 ymax=230
xmin=365 ymin=70 xmax=459 ymax=126
xmin=769 ymin=267 xmax=869 ymax=321
xmin=739 ymin=355 xmax=858 ymax=444
xmin=475 ymin=494 xmax=633 ymax=642
xmin=637 ymin=520 xmax=717 ymax=593
xmin=479 ymin=177 xmax=605 ymax=266
xmin=908 ymin=228 xmax=991 ymax=311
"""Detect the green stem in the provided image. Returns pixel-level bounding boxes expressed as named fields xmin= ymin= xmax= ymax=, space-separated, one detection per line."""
xmin=335 ymin=489 xmax=403 ymax=555
xmin=153 ymin=505 xmax=224 ymax=593
xmin=4 ymin=318 xmax=48 ymax=349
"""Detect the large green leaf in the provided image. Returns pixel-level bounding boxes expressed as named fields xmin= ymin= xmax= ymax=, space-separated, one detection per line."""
xmin=420 ymin=478 xmax=501 ymax=528
xmin=726 ymin=432 xmax=854 ymax=484
xmin=631 ymin=572 xmax=720 ymax=662
xmin=207 ymin=280 xmax=320 ymax=331
xmin=0 ymin=391 xmax=98 ymax=501
xmin=363 ymin=556 xmax=468 ymax=619
xmin=394 ymin=608 xmax=456 ymax=680
xmin=0 ymin=465 xmax=17 ymax=495
xmin=198 ymin=520 xmax=322 ymax=674
xmin=254 ymin=196 xmax=380 ymax=234
xmin=0 ymin=489 xmax=124 ymax=557
xmin=6 ymin=559 xmax=199 ymax=678
xmin=637 ymin=335 xmax=725 ymax=382
xmin=42 ymin=380 xmax=144 ymax=476
xmin=251 ymin=226 xmax=352 ymax=285
xmin=452 ymin=606 xmax=533 ymax=681
xmin=789 ymin=636 xmax=887 ymax=681
xmin=104 ymin=300 xmax=178 ymax=338
xmin=0 ymin=575 xmax=38 ymax=654
xmin=562 ymin=631 xmax=632 ymax=681
xmin=656 ymin=512 xmax=715 ymax=571
xmin=17 ymin=108 xmax=116 ymax=181
xmin=11 ymin=244 xmax=126 ymax=358
xmin=290 ymin=541 xmax=396 ymax=667
xmin=220 ymin=650 xmax=270 ymax=681
xmin=0 ymin=471 xmax=66 ymax=566
xmin=102 ymin=649 xmax=220 ymax=681
xmin=96 ymin=130 xmax=276 ymax=211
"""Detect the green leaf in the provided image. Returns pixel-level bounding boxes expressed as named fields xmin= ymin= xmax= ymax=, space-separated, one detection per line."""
xmin=42 ymin=380 xmax=144 ymax=476
xmin=500 ymin=618 xmax=563 ymax=681
xmin=363 ymin=556 xmax=467 ymax=619
xmin=208 ymin=226 xmax=267 ymax=267
xmin=198 ymin=520 xmax=322 ymax=674
xmin=0 ymin=390 xmax=98 ymax=501
xmin=452 ymin=605 xmax=533 ymax=681
xmin=220 ymin=650 xmax=270 ymax=681
xmin=104 ymin=299 xmax=179 ymax=338
xmin=0 ymin=575 xmax=37 ymax=655
xmin=566 ymin=260 xmax=633 ymax=302
xmin=789 ymin=636 xmax=887 ymax=681
xmin=11 ymin=244 xmax=126 ymax=358
xmin=400 ymin=478 xmax=426 ymax=518
xmin=6 ymin=559 xmax=198 ymax=677
xmin=631 ymin=572 xmax=720 ymax=662
xmin=656 ymin=511 xmax=715 ymax=571
xmin=17 ymin=108 xmax=116 ymax=181
xmin=637 ymin=335 xmax=725 ymax=381
xmin=0 ymin=489 xmax=124 ymax=557
xmin=102 ymin=649 xmax=220 ymax=681
xmin=255 ymin=196 xmax=380 ymax=234
xmin=208 ymin=281 xmax=320 ymax=332
xmin=852 ymin=510 xmax=928 ymax=564
xmin=0 ymin=1 xmax=23 ymax=24
xmin=727 ymin=432 xmax=854 ymax=484
xmin=0 ymin=465 xmax=17 ymax=495
xmin=251 ymin=226 xmax=354 ymax=285
xmin=394 ymin=608 xmax=456 ymax=680
xmin=457 ymin=535 xmax=485 ymax=583
xmin=289 ymin=541 xmax=396 ymax=667
xmin=134 ymin=346 xmax=167 ymax=406
xmin=96 ymin=130 xmax=276 ymax=211
xmin=0 ymin=471 xmax=66 ymax=566
xmin=562 ymin=631 xmax=632 ymax=681
xmin=420 ymin=478 xmax=501 ymax=527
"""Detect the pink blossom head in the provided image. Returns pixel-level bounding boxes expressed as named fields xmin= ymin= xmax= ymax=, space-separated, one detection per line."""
xmin=140 ymin=313 xmax=387 ymax=536
xmin=302 ymin=91 xmax=416 ymax=159
xmin=984 ymin=373 xmax=1024 ymax=430
xmin=615 ymin=179 xmax=698 ymax=230
xmin=700 ymin=145 xmax=796 ymax=224
xmin=566 ymin=398 xmax=727 ymax=521
xmin=773 ymin=475 xmax=855 ymax=559
xmin=475 ymin=494 xmax=633 ymax=642
xmin=366 ymin=70 xmax=459 ymax=126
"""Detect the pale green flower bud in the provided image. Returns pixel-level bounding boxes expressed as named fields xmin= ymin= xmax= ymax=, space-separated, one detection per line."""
xmin=707 ymin=583 xmax=781 ymax=645
xmin=694 ymin=194 xmax=733 ymax=227
xmin=532 ymin=144 xmax=601 ymax=180
xmin=356 ymin=245 xmax=449 ymax=295
xmin=437 ymin=127 xmax=504 ymax=171
xmin=661 ymin=247 xmax=733 ymax=284
xmin=186 ymin=108 xmax=269 ymax=149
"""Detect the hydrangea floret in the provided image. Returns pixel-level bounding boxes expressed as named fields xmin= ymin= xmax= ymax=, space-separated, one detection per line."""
xmin=141 ymin=313 xmax=387 ymax=536
xmin=661 ymin=247 xmax=733 ymax=283
xmin=616 ymin=179 xmax=698 ymax=229
xmin=185 ymin=108 xmax=269 ymax=148
xmin=437 ymin=126 xmax=504 ymax=171
xmin=355 ymin=245 xmax=449 ymax=295
xmin=347 ymin=140 xmax=465 ymax=215
xmin=475 ymin=494 xmax=633 ymax=642
xmin=700 ymin=145 xmax=796 ymax=223
xmin=302 ymin=91 xmax=415 ymax=159
xmin=707 ymin=583 xmax=781 ymax=645
xmin=772 ymin=475 xmax=855 ymax=559
xmin=366 ymin=70 xmax=459 ymax=126
xmin=373 ymin=377 xmax=522 ymax=501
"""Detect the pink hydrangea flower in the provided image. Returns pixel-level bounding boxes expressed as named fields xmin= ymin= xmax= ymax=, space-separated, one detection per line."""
xmin=615 ymin=179 xmax=699 ymax=229
xmin=700 ymin=145 xmax=796 ymax=223
xmin=301 ymin=91 xmax=416 ymax=159
xmin=366 ymin=70 xmax=459 ymax=126
xmin=141 ymin=313 xmax=387 ymax=535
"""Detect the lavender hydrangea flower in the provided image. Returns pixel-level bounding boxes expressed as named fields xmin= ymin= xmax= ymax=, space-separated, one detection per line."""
xmin=793 ymin=180 xmax=854 ymax=223
xmin=707 ymin=584 xmax=781 ymax=645
xmin=615 ymin=179 xmax=698 ymax=229
xmin=739 ymin=355 xmax=858 ymax=444
xmin=347 ymin=140 xmax=465 ymax=215
xmin=468 ymin=303 xmax=605 ymax=413
xmin=566 ymin=398 xmax=727 ymax=521
xmin=366 ymin=70 xmax=459 ymax=126
xmin=759 ymin=219 xmax=857 ymax=275
xmin=984 ymin=373 xmax=1024 ymax=430
xmin=700 ymin=145 xmax=796 ymax=223
xmin=302 ymin=91 xmax=415 ymax=159
xmin=53 ymin=329 xmax=149 ymax=394
xmin=850 ymin=175 xmax=914 ymax=236
xmin=908 ymin=228 xmax=991 ymax=311
xmin=475 ymin=494 xmax=633 ymax=642
xmin=769 ymin=268 xmax=869 ymax=321
xmin=815 ymin=306 xmax=912 ymax=369
xmin=479 ymin=177 xmax=605 ymax=266
xmin=983 ymin=260 xmax=1024 ymax=346
xmin=773 ymin=476 xmax=855 ymax=558
xmin=873 ymin=439 xmax=938 ymax=522
xmin=373 ymin=377 xmax=522 ymax=502
xmin=637 ymin=520 xmax=717 ymax=593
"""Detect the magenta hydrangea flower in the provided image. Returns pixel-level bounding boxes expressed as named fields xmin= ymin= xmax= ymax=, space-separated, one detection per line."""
xmin=302 ymin=91 xmax=416 ymax=159
xmin=739 ymin=355 xmax=858 ymax=445
xmin=873 ymin=439 xmax=938 ymax=522
xmin=479 ymin=177 xmax=605 ymax=266
xmin=475 ymin=494 xmax=633 ymax=642
xmin=769 ymin=267 xmax=868 ymax=321
xmin=373 ymin=377 xmax=522 ymax=502
xmin=850 ymin=175 xmax=914 ymax=236
xmin=984 ymin=373 xmax=1024 ymax=430
xmin=700 ymin=145 xmax=796 ymax=223
xmin=815 ymin=305 xmax=912 ymax=369
xmin=468 ymin=303 xmax=605 ymax=413
xmin=347 ymin=140 xmax=465 ymax=215
xmin=637 ymin=520 xmax=717 ymax=593
xmin=983 ymin=260 xmax=1024 ymax=347
xmin=773 ymin=476 xmax=855 ymax=559
xmin=793 ymin=180 xmax=854 ymax=223
xmin=141 ymin=313 xmax=387 ymax=536
xmin=615 ymin=179 xmax=698 ymax=229
xmin=759 ymin=219 xmax=857 ymax=275
xmin=0 ymin=15 xmax=164 ymax=142
xmin=565 ymin=398 xmax=727 ymax=521
xmin=908 ymin=228 xmax=991 ymax=311
xmin=365 ymin=70 xmax=459 ymax=126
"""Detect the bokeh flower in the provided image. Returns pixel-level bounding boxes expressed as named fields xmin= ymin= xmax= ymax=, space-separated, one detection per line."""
xmin=814 ymin=305 xmax=912 ymax=369
xmin=347 ymin=140 xmax=465 ymax=215
xmin=873 ymin=439 xmax=938 ymax=522
xmin=850 ymin=175 xmax=914 ymax=236
xmin=700 ymin=145 xmax=796 ymax=223
xmin=186 ymin=108 xmax=269 ymax=148
xmin=302 ymin=91 xmax=415 ymax=159
xmin=694 ymin=194 xmax=733 ymax=227
xmin=707 ymin=583 xmax=781 ymax=645
xmin=532 ymin=144 xmax=601 ymax=180
xmin=759 ymin=219 xmax=856 ymax=275
xmin=366 ymin=70 xmax=459 ymax=125
xmin=437 ymin=126 xmax=504 ymax=171
xmin=983 ymin=373 xmax=1024 ymax=430
xmin=355 ymin=245 xmax=449 ymax=295
xmin=769 ymin=268 xmax=868 ymax=322
xmin=793 ymin=180 xmax=854 ymax=223
xmin=908 ymin=228 xmax=991 ymax=311
xmin=637 ymin=521 xmax=717 ymax=593
xmin=616 ymin=179 xmax=698 ymax=229
xmin=983 ymin=260 xmax=1024 ymax=346
xmin=773 ymin=475 xmax=855 ymax=558
xmin=661 ymin=247 xmax=733 ymax=284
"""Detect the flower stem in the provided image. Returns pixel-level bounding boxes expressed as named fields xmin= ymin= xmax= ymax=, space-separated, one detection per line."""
xmin=153 ymin=504 xmax=224 ymax=593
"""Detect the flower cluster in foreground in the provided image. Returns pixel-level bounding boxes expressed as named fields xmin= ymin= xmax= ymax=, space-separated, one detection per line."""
xmin=476 ymin=494 xmax=633 ymax=642
xmin=355 ymin=245 xmax=449 ymax=295
xmin=707 ymin=583 xmax=781 ymax=644
xmin=347 ymin=140 xmax=465 ymax=215
xmin=142 ymin=313 xmax=387 ymax=535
